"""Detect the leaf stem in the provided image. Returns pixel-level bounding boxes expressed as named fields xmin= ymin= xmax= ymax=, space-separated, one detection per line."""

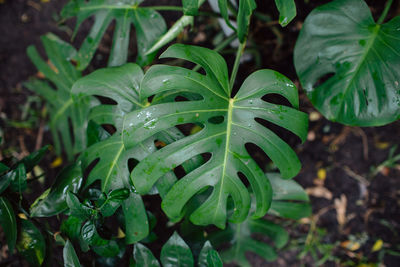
xmin=229 ymin=39 xmax=247 ymax=91
xmin=377 ymin=0 xmax=393 ymax=24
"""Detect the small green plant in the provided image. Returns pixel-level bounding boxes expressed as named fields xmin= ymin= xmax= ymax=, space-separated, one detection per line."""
xmin=1 ymin=0 xmax=399 ymax=265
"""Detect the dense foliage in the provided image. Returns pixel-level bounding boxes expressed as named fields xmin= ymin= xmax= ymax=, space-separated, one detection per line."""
xmin=0 ymin=0 xmax=398 ymax=266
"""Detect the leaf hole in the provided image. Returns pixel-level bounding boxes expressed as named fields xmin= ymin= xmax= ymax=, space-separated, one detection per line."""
xmin=245 ymin=143 xmax=271 ymax=172
xmin=237 ymin=172 xmax=250 ymax=188
xmin=68 ymin=117 xmax=75 ymax=146
xmin=128 ymin=158 xmax=139 ymax=173
xmin=208 ymin=115 xmax=225 ymax=124
xmin=94 ymin=95 xmax=118 ymax=105
xmin=83 ymin=158 xmax=100 ymax=183
xmin=262 ymin=93 xmax=292 ymax=107
xmin=255 ymin=117 xmax=303 ymax=144
xmin=101 ymin=124 xmax=117 ymax=135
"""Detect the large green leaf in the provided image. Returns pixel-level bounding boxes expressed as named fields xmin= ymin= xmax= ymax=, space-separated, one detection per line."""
xmin=30 ymin=164 xmax=83 ymax=217
xmin=210 ymin=172 xmax=310 ymax=267
xmin=16 ymin=219 xmax=46 ymax=266
xmin=61 ymin=0 xmax=166 ymax=69
xmin=26 ymin=34 xmax=96 ymax=160
xmin=0 ymin=197 xmax=17 ymax=252
xmin=294 ymin=0 xmax=400 ymax=126
xmin=127 ymin=44 xmax=307 ymax=228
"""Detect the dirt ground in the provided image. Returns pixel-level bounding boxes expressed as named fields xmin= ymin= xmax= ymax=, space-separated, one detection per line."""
xmin=0 ymin=0 xmax=399 ymax=266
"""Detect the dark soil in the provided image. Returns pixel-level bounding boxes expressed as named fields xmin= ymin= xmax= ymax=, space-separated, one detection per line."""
xmin=0 ymin=0 xmax=399 ymax=266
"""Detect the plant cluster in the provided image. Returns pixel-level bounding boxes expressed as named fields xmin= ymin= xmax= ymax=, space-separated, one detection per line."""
xmin=0 ymin=0 xmax=399 ymax=266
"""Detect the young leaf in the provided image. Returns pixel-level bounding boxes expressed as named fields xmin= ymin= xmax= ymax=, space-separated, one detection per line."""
xmin=31 ymin=164 xmax=83 ymax=217
xmin=160 ymin=232 xmax=194 ymax=267
xmin=16 ymin=219 xmax=46 ymax=266
xmin=61 ymin=0 xmax=166 ymax=69
xmin=0 ymin=197 xmax=17 ymax=252
xmin=129 ymin=44 xmax=307 ymax=228
xmin=25 ymin=34 xmax=96 ymax=160
xmin=274 ymin=0 xmax=296 ymax=26
xmin=198 ymin=241 xmax=222 ymax=267
xmin=237 ymin=0 xmax=256 ymax=43
xmin=63 ymin=240 xmax=82 ymax=267
xmin=133 ymin=243 xmax=160 ymax=267
xmin=294 ymin=0 xmax=400 ymax=126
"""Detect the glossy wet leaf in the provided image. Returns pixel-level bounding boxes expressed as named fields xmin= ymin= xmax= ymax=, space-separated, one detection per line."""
xmin=294 ymin=0 xmax=400 ymax=126
xmin=16 ymin=219 xmax=46 ymax=267
xmin=61 ymin=0 xmax=166 ymax=69
xmin=198 ymin=241 xmax=222 ymax=267
xmin=160 ymin=232 xmax=194 ymax=267
xmin=26 ymin=34 xmax=96 ymax=160
xmin=31 ymin=164 xmax=83 ymax=217
xmin=0 ymin=197 xmax=17 ymax=252
xmin=274 ymin=0 xmax=296 ymax=26
xmin=64 ymin=240 xmax=81 ymax=267
xmin=133 ymin=243 xmax=160 ymax=267
xmin=129 ymin=44 xmax=307 ymax=228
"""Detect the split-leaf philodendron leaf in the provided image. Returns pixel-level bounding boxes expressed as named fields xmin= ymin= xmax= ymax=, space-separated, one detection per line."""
xmin=25 ymin=34 xmax=97 ymax=160
xmin=61 ymin=0 xmax=167 ymax=69
xmin=294 ymin=0 xmax=400 ymax=126
xmin=126 ymin=44 xmax=307 ymax=228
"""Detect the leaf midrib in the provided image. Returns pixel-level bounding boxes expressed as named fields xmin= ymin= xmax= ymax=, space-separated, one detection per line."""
xmin=336 ymin=24 xmax=381 ymax=117
xmin=213 ymin=98 xmax=234 ymax=223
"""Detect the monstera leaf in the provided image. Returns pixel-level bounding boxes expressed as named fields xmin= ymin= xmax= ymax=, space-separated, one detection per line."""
xmin=25 ymin=34 xmax=97 ymax=160
xmin=61 ymin=0 xmax=167 ymax=70
xmin=294 ymin=0 xmax=400 ymax=126
xmin=123 ymin=44 xmax=307 ymax=228
xmin=210 ymin=173 xmax=311 ymax=266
